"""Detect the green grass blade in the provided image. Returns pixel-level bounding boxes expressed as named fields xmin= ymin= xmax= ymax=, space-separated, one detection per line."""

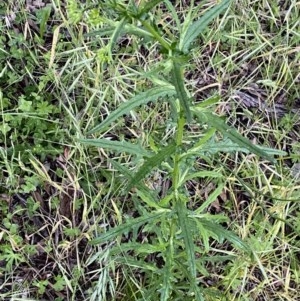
xmin=109 ymin=159 xmax=135 ymax=180
xmin=88 ymin=86 xmax=176 ymax=134
xmin=171 ymin=61 xmax=192 ymax=122
xmin=79 ymin=138 xmax=151 ymax=157
xmin=163 ymin=0 xmax=181 ymax=33
xmin=89 ymin=211 xmax=167 ymax=245
xmin=127 ymin=143 xmax=177 ymax=190
xmin=179 ymin=0 xmax=232 ymax=53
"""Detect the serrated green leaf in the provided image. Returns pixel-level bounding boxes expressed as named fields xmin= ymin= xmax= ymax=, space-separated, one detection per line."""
xmin=200 ymin=219 xmax=251 ymax=254
xmin=139 ymin=0 xmax=163 ymax=16
xmin=115 ymin=256 xmax=157 ymax=271
xmin=158 ymin=193 xmax=173 ymax=208
xmin=179 ymin=0 xmax=232 ymax=53
xmin=135 ymin=189 xmax=163 ymax=209
xmin=175 ymin=195 xmax=204 ymax=301
xmin=199 ymin=254 xmax=235 ymax=263
xmin=110 ymin=160 xmax=160 ymax=208
xmin=190 ymin=137 xmax=255 ymax=155
xmin=257 ymin=146 xmax=287 ymax=156
xmin=183 ymin=170 xmax=222 ymax=183
xmin=110 ymin=242 xmax=166 ymax=256
xmin=127 ymin=143 xmax=177 ymax=190
xmin=171 ymin=61 xmax=192 ymax=122
xmin=196 ymin=219 xmax=210 ymax=252
xmin=222 ymin=128 xmax=275 ymax=162
xmin=195 ymin=111 xmax=276 ymax=163
xmin=84 ymin=23 xmax=152 ymax=39
xmin=176 ymin=196 xmax=196 ymax=277
xmin=79 ymin=138 xmax=151 ymax=157
xmin=189 ymin=136 xmax=286 ymax=158
xmin=107 ymin=17 xmax=127 ymax=59
xmin=160 ymin=251 xmax=173 ymax=301
xmin=191 ymin=212 xmax=229 ymax=223
xmin=90 ymin=211 xmax=167 ymax=245
xmin=88 ymin=86 xmax=176 ymax=134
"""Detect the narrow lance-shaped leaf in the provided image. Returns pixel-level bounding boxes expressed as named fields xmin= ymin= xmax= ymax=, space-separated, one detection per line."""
xmin=79 ymin=138 xmax=151 ymax=157
xmin=160 ymin=219 xmax=176 ymax=301
xmin=200 ymin=219 xmax=251 ymax=254
xmin=176 ymin=196 xmax=205 ymax=300
xmin=187 ymin=137 xmax=287 ymax=157
xmin=110 ymin=160 xmax=161 ymax=209
xmin=107 ymin=17 xmax=127 ymax=59
xmin=176 ymin=196 xmax=196 ymax=278
xmin=163 ymin=0 xmax=181 ymax=34
xmin=179 ymin=0 xmax=232 ymax=53
xmin=90 ymin=211 xmax=167 ymax=245
xmin=110 ymin=242 xmax=166 ymax=256
xmin=115 ymin=256 xmax=157 ymax=271
xmin=195 ymin=111 xmax=276 ymax=163
xmin=195 ymin=182 xmax=225 ymax=214
xmin=171 ymin=61 xmax=192 ymax=122
xmin=85 ymin=24 xmax=152 ymax=39
xmin=160 ymin=246 xmax=173 ymax=301
xmin=127 ymin=142 xmax=176 ymax=190
xmin=224 ymin=130 xmax=275 ymax=163
xmin=39 ymin=6 xmax=51 ymax=38
xmin=182 ymin=170 xmax=222 ymax=184
xmin=139 ymin=0 xmax=164 ymax=16
xmin=88 ymin=86 xmax=176 ymax=134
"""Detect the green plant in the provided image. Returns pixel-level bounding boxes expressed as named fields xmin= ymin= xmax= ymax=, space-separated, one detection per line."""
xmin=78 ymin=1 xmax=284 ymax=300
xmin=1 ymin=0 xmax=299 ymax=300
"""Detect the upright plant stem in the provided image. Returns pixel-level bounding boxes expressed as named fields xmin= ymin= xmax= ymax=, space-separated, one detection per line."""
xmin=172 ymin=111 xmax=185 ymax=196
xmin=171 ymin=59 xmax=188 ymax=196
